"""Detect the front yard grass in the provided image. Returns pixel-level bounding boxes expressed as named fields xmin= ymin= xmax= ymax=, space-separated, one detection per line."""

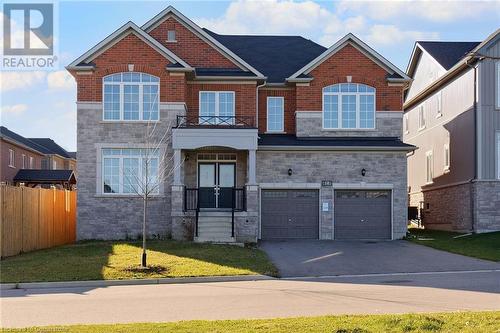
xmin=1 ymin=312 xmax=499 ymax=333
xmin=406 ymin=228 xmax=500 ymax=262
xmin=0 ymin=240 xmax=278 ymax=283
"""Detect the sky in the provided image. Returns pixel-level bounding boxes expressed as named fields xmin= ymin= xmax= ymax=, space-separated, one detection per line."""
xmin=1 ymin=0 xmax=500 ymax=152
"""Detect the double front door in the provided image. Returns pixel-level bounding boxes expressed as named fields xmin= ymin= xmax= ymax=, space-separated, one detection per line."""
xmin=198 ymin=162 xmax=235 ymax=209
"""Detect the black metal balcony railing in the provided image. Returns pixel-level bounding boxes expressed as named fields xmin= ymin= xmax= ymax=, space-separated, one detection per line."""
xmin=176 ymin=115 xmax=256 ymax=128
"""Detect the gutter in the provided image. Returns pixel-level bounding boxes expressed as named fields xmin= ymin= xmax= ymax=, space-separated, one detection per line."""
xmin=257 ymin=145 xmax=416 ymax=152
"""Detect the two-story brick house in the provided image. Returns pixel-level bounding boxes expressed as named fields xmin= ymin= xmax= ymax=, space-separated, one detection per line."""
xmin=404 ymin=29 xmax=500 ymax=233
xmin=68 ymin=6 xmax=415 ymax=242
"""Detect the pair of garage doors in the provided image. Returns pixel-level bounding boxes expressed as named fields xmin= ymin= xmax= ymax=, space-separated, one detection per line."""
xmin=261 ymin=189 xmax=391 ymax=240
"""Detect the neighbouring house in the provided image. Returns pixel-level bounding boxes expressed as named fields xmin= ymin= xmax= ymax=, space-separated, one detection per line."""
xmin=404 ymin=29 xmax=500 ymax=233
xmin=67 ymin=6 xmax=415 ymax=242
xmin=0 ymin=126 xmax=77 ymax=188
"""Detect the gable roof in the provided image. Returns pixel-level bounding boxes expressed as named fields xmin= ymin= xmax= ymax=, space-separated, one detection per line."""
xmin=0 ymin=126 xmax=51 ymax=154
xmin=287 ymin=33 xmax=411 ymax=82
xmin=14 ymin=169 xmax=76 ymax=183
xmin=141 ymin=6 xmax=265 ymax=78
xmin=417 ymin=41 xmax=480 ymax=70
xmin=67 ymin=21 xmax=192 ymax=70
xmin=28 ymin=138 xmax=74 ymax=159
xmin=204 ymin=29 xmax=326 ymax=83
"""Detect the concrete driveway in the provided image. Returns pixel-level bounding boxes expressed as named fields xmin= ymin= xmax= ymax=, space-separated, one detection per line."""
xmin=259 ymin=240 xmax=500 ymax=277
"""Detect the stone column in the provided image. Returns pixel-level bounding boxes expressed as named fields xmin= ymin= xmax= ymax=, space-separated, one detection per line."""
xmin=173 ymin=149 xmax=182 ymax=185
xmin=247 ymin=149 xmax=256 ymax=185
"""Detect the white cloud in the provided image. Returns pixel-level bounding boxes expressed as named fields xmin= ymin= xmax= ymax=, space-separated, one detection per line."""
xmin=337 ymin=0 xmax=500 ymax=22
xmin=197 ymin=0 xmax=334 ymax=34
xmin=1 ymin=104 xmax=28 ymax=115
xmin=0 ymin=72 xmax=47 ymax=92
xmin=365 ymin=25 xmax=439 ymax=46
xmin=47 ymin=71 xmax=76 ymax=90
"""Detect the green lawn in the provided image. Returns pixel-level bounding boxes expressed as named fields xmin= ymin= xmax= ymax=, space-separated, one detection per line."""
xmin=1 ymin=312 xmax=499 ymax=333
xmin=406 ymin=228 xmax=500 ymax=262
xmin=0 ymin=240 xmax=277 ymax=283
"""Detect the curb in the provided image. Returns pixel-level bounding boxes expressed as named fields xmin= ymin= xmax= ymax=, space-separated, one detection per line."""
xmin=0 ymin=275 xmax=273 ymax=290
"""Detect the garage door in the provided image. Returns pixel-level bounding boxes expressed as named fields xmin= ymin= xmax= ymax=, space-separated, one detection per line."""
xmin=334 ymin=190 xmax=391 ymax=240
xmin=261 ymin=190 xmax=319 ymax=239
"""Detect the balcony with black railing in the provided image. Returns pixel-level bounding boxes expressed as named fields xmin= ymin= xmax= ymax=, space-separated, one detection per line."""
xmin=176 ymin=115 xmax=256 ymax=129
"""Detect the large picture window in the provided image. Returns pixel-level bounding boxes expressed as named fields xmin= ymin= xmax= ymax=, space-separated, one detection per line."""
xmin=103 ymin=72 xmax=159 ymax=121
xmin=199 ymin=91 xmax=235 ymax=125
xmin=102 ymin=148 xmax=160 ymax=195
xmin=267 ymin=97 xmax=284 ymax=132
xmin=323 ymin=83 xmax=375 ymax=129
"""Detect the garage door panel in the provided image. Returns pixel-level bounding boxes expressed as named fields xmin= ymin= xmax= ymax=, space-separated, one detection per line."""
xmin=261 ymin=190 xmax=319 ymax=240
xmin=334 ymin=190 xmax=391 ymax=240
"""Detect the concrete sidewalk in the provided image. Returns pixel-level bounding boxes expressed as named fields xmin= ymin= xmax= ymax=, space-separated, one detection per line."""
xmin=1 ymin=270 xmax=499 ymax=328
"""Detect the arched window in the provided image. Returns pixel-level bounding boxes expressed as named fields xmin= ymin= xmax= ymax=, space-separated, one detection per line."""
xmin=323 ymin=83 xmax=375 ymax=129
xmin=103 ymin=72 xmax=160 ymax=121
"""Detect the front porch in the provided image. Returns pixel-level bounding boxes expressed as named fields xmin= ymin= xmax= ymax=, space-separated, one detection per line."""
xmin=171 ymin=123 xmax=259 ymax=243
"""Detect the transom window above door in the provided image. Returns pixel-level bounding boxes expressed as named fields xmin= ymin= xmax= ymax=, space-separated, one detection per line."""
xmin=199 ymin=91 xmax=235 ymax=125
xmin=323 ymin=83 xmax=375 ymax=129
xmin=103 ymin=72 xmax=160 ymax=121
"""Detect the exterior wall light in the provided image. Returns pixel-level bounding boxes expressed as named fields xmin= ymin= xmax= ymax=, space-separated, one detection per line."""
xmin=361 ymin=168 xmax=367 ymax=177
xmin=288 ymin=168 xmax=293 ymax=176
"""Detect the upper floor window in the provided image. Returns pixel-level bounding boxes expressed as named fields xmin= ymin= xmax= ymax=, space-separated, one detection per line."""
xmin=22 ymin=154 xmax=26 ymax=168
xmin=496 ymin=62 xmax=500 ymax=109
xmin=426 ymin=150 xmax=433 ymax=184
xmin=29 ymin=156 xmax=34 ymax=169
xmin=102 ymin=148 xmax=159 ymax=195
xmin=53 ymin=160 xmax=57 ymax=170
xmin=103 ymin=72 xmax=160 ymax=121
xmin=436 ymin=91 xmax=442 ymax=117
xmin=444 ymin=143 xmax=450 ymax=172
xmin=8 ymin=149 xmax=14 ymax=167
xmin=418 ymin=104 xmax=426 ymax=130
xmin=199 ymin=91 xmax=235 ymax=125
xmin=404 ymin=113 xmax=409 ymax=134
xmin=323 ymin=83 xmax=375 ymax=130
xmin=267 ymin=97 xmax=284 ymax=132
xmin=167 ymin=30 xmax=176 ymax=42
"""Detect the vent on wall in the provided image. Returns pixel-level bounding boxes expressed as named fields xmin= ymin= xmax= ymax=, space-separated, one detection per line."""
xmin=167 ymin=30 xmax=176 ymax=42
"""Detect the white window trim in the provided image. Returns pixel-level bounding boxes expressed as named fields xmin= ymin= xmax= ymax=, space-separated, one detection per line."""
xmin=496 ymin=131 xmax=500 ymax=179
xmin=418 ymin=104 xmax=426 ymax=131
xmin=496 ymin=61 xmax=500 ymax=110
xmin=167 ymin=30 xmax=177 ymax=43
xmin=101 ymin=149 xmax=160 ymax=196
xmin=322 ymin=84 xmax=376 ymax=130
xmin=8 ymin=149 xmax=15 ymax=168
xmin=443 ymin=143 xmax=450 ymax=172
xmin=53 ymin=160 xmax=57 ymax=170
xmin=29 ymin=156 xmax=34 ymax=169
xmin=22 ymin=154 xmax=26 ymax=169
xmin=426 ymin=150 xmax=434 ymax=184
xmin=436 ymin=91 xmax=443 ymax=118
xmin=266 ymin=96 xmax=285 ymax=133
xmin=198 ymin=91 xmax=236 ymax=124
xmin=404 ymin=113 xmax=409 ymax=134
xmin=102 ymin=73 xmax=160 ymax=122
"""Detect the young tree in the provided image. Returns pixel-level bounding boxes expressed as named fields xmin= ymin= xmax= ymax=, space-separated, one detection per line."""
xmin=121 ymin=103 xmax=182 ymax=268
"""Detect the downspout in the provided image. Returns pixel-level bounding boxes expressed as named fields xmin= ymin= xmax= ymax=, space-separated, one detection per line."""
xmin=256 ymin=81 xmax=267 ymax=131
xmin=465 ymin=59 xmax=478 ymax=232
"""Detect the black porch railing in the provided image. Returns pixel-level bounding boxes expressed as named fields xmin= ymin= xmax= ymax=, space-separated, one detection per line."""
xmin=176 ymin=115 xmax=256 ymax=128
xmin=183 ymin=187 xmax=246 ymax=238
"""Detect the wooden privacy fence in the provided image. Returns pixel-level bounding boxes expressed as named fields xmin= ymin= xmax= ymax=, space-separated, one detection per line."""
xmin=0 ymin=185 xmax=76 ymax=258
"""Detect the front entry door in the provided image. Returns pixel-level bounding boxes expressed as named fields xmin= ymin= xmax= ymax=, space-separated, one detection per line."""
xmin=198 ymin=162 xmax=235 ymax=209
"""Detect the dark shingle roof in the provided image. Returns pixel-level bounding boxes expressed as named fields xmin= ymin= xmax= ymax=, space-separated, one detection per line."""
xmin=14 ymin=169 xmax=76 ymax=182
xmin=203 ymin=29 xmax=327 ymax=83
xmin=418 ymin=41 xmax=480 ymax=70
xmin=28 ymin=138 xmax=74 ymax=159
xmin=258 ymin=134 xmax=416 ymax=150
xmin=0 ymin=126 xmax=51 ymax=154
xmin=68 ymin=151 xmax=77 ymax=159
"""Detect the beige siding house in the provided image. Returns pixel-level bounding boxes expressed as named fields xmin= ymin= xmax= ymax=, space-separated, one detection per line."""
xmin=404 ymin=30 xmax=500 ymax=233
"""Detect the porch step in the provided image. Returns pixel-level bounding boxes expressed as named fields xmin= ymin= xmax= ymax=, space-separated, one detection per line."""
xmin=195 ymin=236 xmax=236 ymax=243
xmin=196 ymin=214 xmax=233 ymax=242
xmin=198 ymin=211 xmax=232 ymax=217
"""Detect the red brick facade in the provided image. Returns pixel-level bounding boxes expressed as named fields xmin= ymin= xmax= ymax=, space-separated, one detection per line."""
xmin=296 ymin=44 xmax=403 ymax=112
xmin=0 ymin=140 xmax=43 ymax=184
xmin=149 ymin=17 xmax=238 ymax=69
xmin=258 ymin=88 xmax=296 ymax=133
xmin=71 ymin=18 xmax=404 ymax=135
